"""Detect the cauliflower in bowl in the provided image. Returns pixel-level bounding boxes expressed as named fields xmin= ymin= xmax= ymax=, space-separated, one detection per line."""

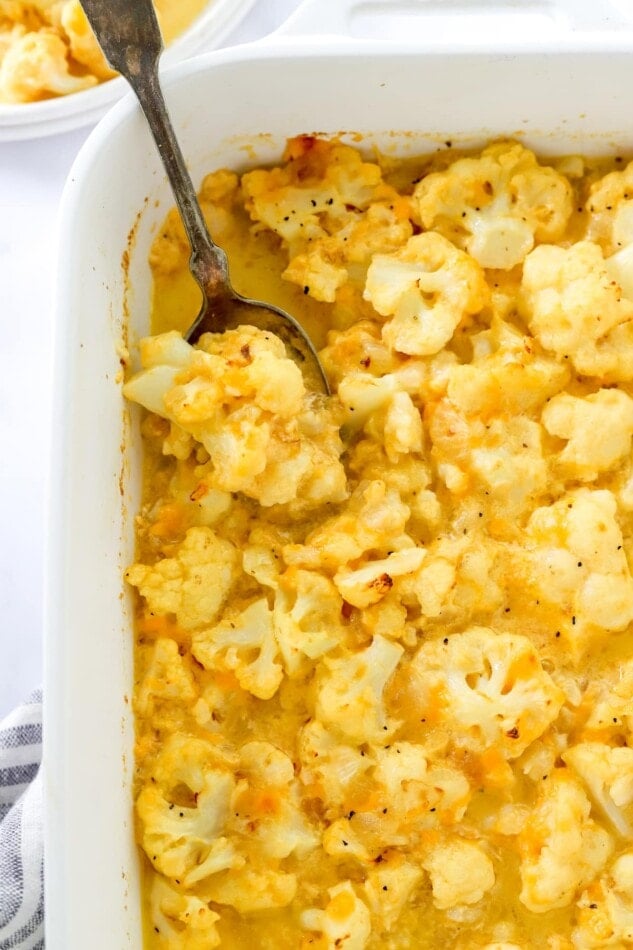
xmin=125 ymin=137 xmax=633 ymax=949
xmin=0 ymin=0 xmax=206 ymax=103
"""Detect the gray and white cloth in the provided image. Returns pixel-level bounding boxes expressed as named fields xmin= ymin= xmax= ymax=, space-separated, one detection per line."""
xmin=0 ymin=692 xmax=44 ymax=949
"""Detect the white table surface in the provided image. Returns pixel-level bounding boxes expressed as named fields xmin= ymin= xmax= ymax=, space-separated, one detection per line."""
xmin=0 ymin=0 xmax=302 ymax=720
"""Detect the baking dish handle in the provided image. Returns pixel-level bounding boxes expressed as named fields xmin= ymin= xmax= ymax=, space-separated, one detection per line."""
xmin=275 ymin=0 xmax=633 ymax=43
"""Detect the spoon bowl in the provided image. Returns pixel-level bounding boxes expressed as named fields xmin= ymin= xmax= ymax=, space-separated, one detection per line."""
xmin=79 ymin=0 xmax=329 ymax=394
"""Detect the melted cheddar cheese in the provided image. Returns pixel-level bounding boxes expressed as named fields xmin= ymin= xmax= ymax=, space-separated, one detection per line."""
xmin=125 ymin=137 xmax=633 ymax=949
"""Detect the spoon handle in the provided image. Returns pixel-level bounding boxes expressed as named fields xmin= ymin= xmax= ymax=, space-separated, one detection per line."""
xmin=80 ymin=0 xmax=229 ymax=296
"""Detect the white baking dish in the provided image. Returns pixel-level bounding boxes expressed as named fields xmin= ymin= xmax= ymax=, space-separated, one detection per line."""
xmin=45 ymin=0 xmax=633 ymax=946
xmin=0 ymin=0 xmax=257 ymax=141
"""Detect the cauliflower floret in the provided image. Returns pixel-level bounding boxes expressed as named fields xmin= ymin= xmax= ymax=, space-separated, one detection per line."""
xmin=336 ymin=362 xmax=425 ymax=424
xmin=520 ymin=242 xmax=633 ymax=381
xmin=382 ymin=390 xmax=424 ymax=460
xmin=415 ymin=141 xmax=573 ymax=269
xmin=316 ymin=635 xmax=404 ymax=743
xmin=518 ymin=773 xmax=614 ymax=913
xmin=284 ymin=201 xmax=414 ymax=303
xmin=126 ymin=526 xmax=239 ymax=630
xmin=298 ymin=720 xmax=373 ymax=811
xmin=446 ymin=318 xmax=570 ymax=416
xmin=301 ymin=881 xmax=371 ymax=949
xmin=542 ymin=389 xmax=633 ymax=481
xmin=526 ymin=489 xmax=633 ymax=653
xmin=164 ymin=464 xmax=232 ymax=527
xmin=136 ymin=736 xmax=242 ymax=886
xmin=586 ymin=159 xmax=633 ymax=256
xmin=362 ymin=859 xmax=423 ymax=932
xmin=242 ymin=136 xmax=413 ymax=302
xmin=202 ymin=867 xmax=298 ymax=913
xmin=413 ymin=555 xmax=457 ymax=618
xmin=468 ymin=415 xmax=547 ymax=512
xmin=574 ymin=852 xmax=633 ymax=948
xmin=405 ymin=533 xmax=504 ymax=622
xmin=135 ymin=637 xmax=197 ymax=717
xmin=231 ymin=741 xmax=318 ymax=861
xmin=363 ymin=232 xmax=489 ymax=356
xmin=410 ymin=627 xmax=564 ymax=758
xmin=193 ymin=569 xmax=347 ymax=694
xmin=318 ymin=743 xmax=471 ymax=859
xmin=287 ymin=480 xmax=410 ymax=572
xmin=373 ymin=742 xmax=471 ymax=822
xmin=273 ymin=568 xmax=344 ymax=676
xmin=0 ymin=28 xmax=97 ymax=101
xmin=428 ymin=398 xmax=548 ymax=515
xmin=150 ymin=877 xmax=221 ymax=950
xmin=319 ymin=321 xmax=402 ymax=388
xmin=192 ymin=598 xmax=283 ymax=700
xmin=585 ymin=160 xmax=633 ymax=303
xmin=123 ymin=328 xmax=347 ymax=509
xmin=584 ymin=660 xmax=633 ymax=737
xmin=334 ymin=547 xmax=426 ymax=609
xmin=346 ymin=439 xmax=435 ymax=520
xmin=564 ymin=742 xmax=633 ymax=837
xmin=59 ymin=0 xmax=114 ymax=80
xmin=422 ymin=838 xmax=495 ymax=910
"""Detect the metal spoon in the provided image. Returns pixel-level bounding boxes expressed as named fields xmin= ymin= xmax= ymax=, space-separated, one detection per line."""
xmin=79 ymin=0 xmax=329 ymax=394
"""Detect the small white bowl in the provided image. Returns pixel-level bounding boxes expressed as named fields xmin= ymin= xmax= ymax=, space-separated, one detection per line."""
xmin=0 ymin=0 xmax=257 ymax=141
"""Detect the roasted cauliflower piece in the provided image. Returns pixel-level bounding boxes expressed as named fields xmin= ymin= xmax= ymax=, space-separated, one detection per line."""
xmin=574 ymin=852 xmax=633 ymax=948
xmin=0 ymin=28 xmax=96 ymax=101
xmin=446 ymin=317 xmax=570 ymax=416
xmin=123 ymin=328 xmax=347 ymax=510
xmin=242 ymin=136 xmax=413 ymax=302
xmin=333 ymin=546 xmax=425 ymax=609
xmin=126 ymin=526 xmax=239 ymax=630
xmin=411 ymin=627 xmax=564 ymax=758
xmin=59 ymin=0 xmax=114 ymax=80
xmin=518 ymin=773 xmax=614 ymax=913
xmin=0 ymin=0 xmax=201 ymax=103
xmin=298 ymin=719 xmax=373 ymax=810
xmin=136 ymin=637 xmax=197 ymax=717
xmin=520 ymin=241 xmax=633 ymax=381
xmin=415 ymin=141 xmax=573 ymax=269
xmin=363 ymin=232 xmax=489 ymax=356
xmin=230 ymin=741 xmax=318 ymax=862
xmin=150 ymin=877 xmax=221 ymax=950
xmin=585 ymin=160 xmax=633 ymax=299
xmin=564 ymin=742 xmax=633 ymax=837
xmin=192 ymin=598 xmax=282 ymax=700
xmin=372 ymin=741 xmax=471 ymax=823
xmin=301 ymin=881 xmax=371 ymax=949
xmin=315 ymin=635 xmax=404 ymax=743
xmin=286 ymin=479 xmax=411 ymax=573
xmin=273 ymin=568 xmax=345 ymax=675
xmin=526 ymin=489 xmax=633 ymax=653
xmin=137 ymin=736 xmax=242 ymax=887
xmin=362 ymin=860 xmax=423 ymax=932
xmin=542 ymin=389 xmax=633 ymax=481
xmin=422 ymin=838 xmax=495 ymax=910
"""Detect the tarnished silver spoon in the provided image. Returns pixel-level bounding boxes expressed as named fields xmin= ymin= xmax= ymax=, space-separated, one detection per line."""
xmin=80 ymin=0 xmax=329 ymax=394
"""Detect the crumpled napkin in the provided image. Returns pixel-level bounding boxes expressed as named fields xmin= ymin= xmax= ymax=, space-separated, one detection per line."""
xmin=0 ymin=691 xmax=44 ymax=949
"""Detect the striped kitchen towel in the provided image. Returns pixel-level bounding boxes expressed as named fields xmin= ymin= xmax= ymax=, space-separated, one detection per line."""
xmin=0 ymin=692 xmax=44 ymax=950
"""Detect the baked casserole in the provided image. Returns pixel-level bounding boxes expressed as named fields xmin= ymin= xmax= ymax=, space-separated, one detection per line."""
xmin=123 ymin=136 xmax=633 ymax=948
